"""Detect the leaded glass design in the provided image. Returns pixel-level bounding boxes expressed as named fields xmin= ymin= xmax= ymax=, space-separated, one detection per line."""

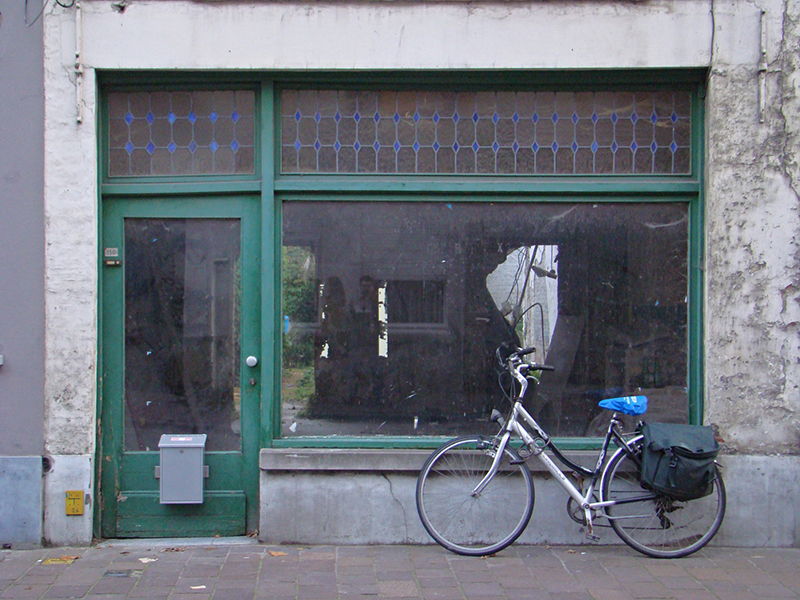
xmin=108 ymin=90 xmax=256 ymax=177
xmin=281 ymin=90 xmax=691 ymax=175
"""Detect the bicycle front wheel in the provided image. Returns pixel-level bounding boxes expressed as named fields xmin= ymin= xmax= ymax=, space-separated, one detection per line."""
xmin=602 ymin=438 xmax=726 ymax=559
xmin=416 ymin=435 xmax=535 ymax=556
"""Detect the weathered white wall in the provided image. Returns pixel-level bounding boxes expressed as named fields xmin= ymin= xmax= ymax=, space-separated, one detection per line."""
xmin=41 ymin=0 xmax=799 ymax=544
xmin=704 ymin=0 xmax=800 ymax=454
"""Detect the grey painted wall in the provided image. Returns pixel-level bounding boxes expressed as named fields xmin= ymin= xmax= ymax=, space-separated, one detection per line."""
xmin=0 ymin=1 xmax=45 ymax=456
xmin=0 ymin=0 xmax=46 ymax=546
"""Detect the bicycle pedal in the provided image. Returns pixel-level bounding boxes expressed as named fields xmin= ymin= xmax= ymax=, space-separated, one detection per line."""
xmin=585 ymin=533 xmax=601 ymax=543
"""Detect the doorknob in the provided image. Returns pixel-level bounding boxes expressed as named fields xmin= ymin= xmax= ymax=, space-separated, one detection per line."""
xmin=245 ymin=356 xmax=258 ymax=367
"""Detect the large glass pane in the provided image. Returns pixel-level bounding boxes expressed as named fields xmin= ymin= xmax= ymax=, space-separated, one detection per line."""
xmin=281 ymin=201 xmax=689 ymax=438
xmin=124 ymin=218 xmax=242 ymax=451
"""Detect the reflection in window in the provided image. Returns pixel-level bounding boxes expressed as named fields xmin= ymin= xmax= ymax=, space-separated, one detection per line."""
xmin=281 ymin=202 xmax=689 ymax=438
xmin=124 ymin=219 xmax=242 ymax=451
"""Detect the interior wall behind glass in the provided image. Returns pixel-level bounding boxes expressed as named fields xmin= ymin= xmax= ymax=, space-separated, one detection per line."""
xmin=281 ymin=201 xmax=689 ymax=438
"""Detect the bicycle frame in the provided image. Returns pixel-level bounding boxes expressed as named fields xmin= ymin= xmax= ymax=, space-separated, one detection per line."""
xmin=474 ymin=358 xmax=652 ymax=537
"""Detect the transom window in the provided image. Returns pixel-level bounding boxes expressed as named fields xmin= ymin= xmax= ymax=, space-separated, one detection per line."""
xmin=281 ymin=90 xmax=691 ymax=175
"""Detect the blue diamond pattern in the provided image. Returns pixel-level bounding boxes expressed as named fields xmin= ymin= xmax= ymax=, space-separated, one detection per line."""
xmin=125 ymin=113 xmax=134 ymax=125
xmin=472 ymin=113 xmax=479 ymax=124
xmin=373 ymin=141 xmax=380 ymax=151
xmin=492 ymin=113 xmax=499 ymax=124
xmin=552 ymin=142 xmax=558 ymax=152
xmin=354 ymin=141 xmax=361 ymax=151
xmin=433 ymin=113 xmax=440 ymax=124
xmin=651 ymin=142 xmax=658 ymax=152
xmin=651 ymin=112 xmax=658 ymax=124
xmin=394 ymin=141 xmax=401 ymax=151
xmin=168 ymin=112 xmax=176 ymax=124
xmin=210 ymin=112 xmax=218 ymax=123
xmin=294 ymin=111 xmax=301 ymax=123
xmin=315 ymin=112 xmax=321 ymax=123
xmin=354 ymin=112 xmax=361 ymax=123
xmin=433 ymin=141 xmax=440 ymax=151
xmin=512 ymin=113 xmax=519 ymax=124
xmin=413 ymin=142 xmax=420 ymax=152
xmin=231 ymin=111 xmax=240 ymax=123
xmin=670 ymin=142 xmax=678 ymax=153
xmin=472 ymin=142 xmax=479 ymax=152
xmin=492 ymin=142 xmax=499 ymax=152
xmin=189 ymin=141 xmax=198 ymax=154
xmin=532 ymin=142 xmax=539 ymax=152
xmin=335 ymin=112 xmax=341 ymax=123
xmin=572 ymin=113 xmax=579 ymax=125
xmin=294 ymin=140 xmax=301 ymax=151
xmin=146 ymin=142 xmax=155 ymax=155
xmin=394 ymin=113 xmax=400 ymax=124
xmin=414 ymin=113 xmax=420 ymax=123
xmin=188 ymin=112 xmax=197 ymax=124
xmin=591 ymin=141 xmax=598 ymax=153
xmin=146 ymin=112 xmax=154 ymax=125
xmin=125 ymin=141 xmax=134 ymax=154
xmin=334 ymin=141 xmax=341 ymax=151
xmin=552 ymin=114 xmax=558 ymax=124
xmin=631 ymin=113 xmax=639 ymax=123
xmin=533 ymin=113 xmax=539 ymax=124
xmin=571 ymin=142 xmax=578 ymax=152
xmin=611 ymin=113 xmax=618 ymax=124
xmin=453 ymin=142 xmax=460 ymax=151
xmin=512 ymin=142 xmax=519 ymax=152
xmin=631 ymin=142 xmax=638 ymax=151
xmin=168 ymin=142 xmax=177 ymax=153
xmin=210 ymin=141 xmax=219 ymax=153
xmin=671 ymin=113 xmax=678 ymax=123
xmin=374 ymin=113 xmax=381 ymax=123
xmin=314 ymin=141 xmax=321 ymax=151
xmin=611 ymin=141 xmax=618 ymax=152
xmin=592 ymin=113 xmax=599 ymax=124
xmin=231 ymin=140 xmax=239 ymax=152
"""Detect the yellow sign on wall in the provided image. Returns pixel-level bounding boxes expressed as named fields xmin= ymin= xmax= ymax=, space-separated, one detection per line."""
xmin=65 ymin=491 xmax=84 ymax=516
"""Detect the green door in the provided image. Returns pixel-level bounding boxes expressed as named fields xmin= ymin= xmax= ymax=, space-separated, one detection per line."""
xmin=100 ymin=196 xmax=260 ymax=538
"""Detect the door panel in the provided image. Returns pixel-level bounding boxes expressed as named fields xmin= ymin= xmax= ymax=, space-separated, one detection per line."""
xmin=101 ymin=197 xmax=260 ymax=538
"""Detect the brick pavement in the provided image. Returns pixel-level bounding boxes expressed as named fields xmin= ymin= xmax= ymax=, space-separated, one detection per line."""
xmin=0 ymin=541 xmax=798 ymax=600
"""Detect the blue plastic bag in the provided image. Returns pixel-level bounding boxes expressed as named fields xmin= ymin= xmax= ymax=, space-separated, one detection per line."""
xmin=598 ymin=395 xmax=648 ymax=416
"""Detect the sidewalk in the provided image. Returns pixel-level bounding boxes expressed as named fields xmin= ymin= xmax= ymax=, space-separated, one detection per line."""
xmin=1 ymin=539 xmax=798 ymax=600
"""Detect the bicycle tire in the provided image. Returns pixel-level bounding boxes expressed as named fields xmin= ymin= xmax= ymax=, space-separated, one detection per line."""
xmin=416 ymin=435 xmax=535 ymax=556
xmin=602 ymin=437 xmax=726 ymax=559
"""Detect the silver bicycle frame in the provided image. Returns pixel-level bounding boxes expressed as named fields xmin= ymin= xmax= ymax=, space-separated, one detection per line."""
xmin=472 ymin=357 xmax=636 ymax=534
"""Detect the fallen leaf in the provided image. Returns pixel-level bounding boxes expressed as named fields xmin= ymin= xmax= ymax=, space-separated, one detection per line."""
xmin=268 ymin=551 xmax=287 ymax=557
xmin=42 ymin=555 xmax=80 ymax=565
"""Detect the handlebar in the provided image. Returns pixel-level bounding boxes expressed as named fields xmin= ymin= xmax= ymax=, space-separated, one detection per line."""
xmin=496 ymin=343 xmax=556 ymax=374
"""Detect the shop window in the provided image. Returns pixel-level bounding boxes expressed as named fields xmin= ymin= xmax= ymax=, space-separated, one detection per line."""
xmin=281 ymin=200 xmax=689 ymax=439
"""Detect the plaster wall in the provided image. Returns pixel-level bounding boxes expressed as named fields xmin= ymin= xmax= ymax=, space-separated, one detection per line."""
xmin=39 ymin=0 xmax=800 ymax=544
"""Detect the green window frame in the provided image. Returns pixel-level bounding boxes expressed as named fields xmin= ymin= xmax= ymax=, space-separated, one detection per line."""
xmin=99 ymin=71 xmax=706 ymax=451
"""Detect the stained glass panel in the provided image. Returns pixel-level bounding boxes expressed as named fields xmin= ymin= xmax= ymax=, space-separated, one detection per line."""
xmin=281 ymin=89 xmax=692 ymax=175
xmin=108 ymin=90 xmax=255 ymax=177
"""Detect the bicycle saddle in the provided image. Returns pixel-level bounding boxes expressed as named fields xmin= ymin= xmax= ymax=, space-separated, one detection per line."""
xmin=598 ymin=395 xmax=648 ymax=416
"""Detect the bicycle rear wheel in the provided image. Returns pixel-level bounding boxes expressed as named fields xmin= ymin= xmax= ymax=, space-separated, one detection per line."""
xmin=602 ymin=438 xmax=726 ymax=558
xmin=416 ymin=435 xmax=534 ymax=556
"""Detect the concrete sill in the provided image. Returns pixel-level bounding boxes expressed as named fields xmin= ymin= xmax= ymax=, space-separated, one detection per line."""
xmin=259 ymin=448 xmax=598 ymax=473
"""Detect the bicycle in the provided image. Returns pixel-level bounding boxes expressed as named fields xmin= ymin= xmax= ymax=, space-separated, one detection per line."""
xmin=415 ymin=344 xmax=726 ymax=559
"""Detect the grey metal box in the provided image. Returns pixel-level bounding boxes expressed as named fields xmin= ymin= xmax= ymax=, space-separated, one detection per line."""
xmin=158 ymin=434 xmax=207 ymax=504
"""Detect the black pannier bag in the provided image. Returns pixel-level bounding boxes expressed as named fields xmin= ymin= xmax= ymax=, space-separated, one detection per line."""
xmin=639 ymin=422 xmax=720 ymax=501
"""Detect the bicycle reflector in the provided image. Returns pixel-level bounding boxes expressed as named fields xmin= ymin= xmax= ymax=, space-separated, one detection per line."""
xmin=598 ymin=395 xmax=648 ymax=416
